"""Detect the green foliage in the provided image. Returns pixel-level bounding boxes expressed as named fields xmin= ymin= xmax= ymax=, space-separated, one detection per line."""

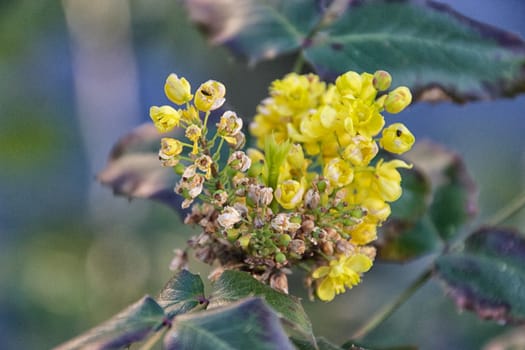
xmin=185 ymin=0 xmax=525 ymax=102
xmin=158 ymin=270 xmax=206 ymax=318
xmin=435 ymin=227 xmax=525 ymax=323
xmin=57 ymin=270 xmax=317 ymax=349
xmin=54 ymin=296 xmax=164 ymax=350
xmin=377 ymin=141 xmax=476 ymax=261
xmin=210 ymin=270 xmax=314 ymax=341
xmin=165 ymin=298 xmax=295 ymax=350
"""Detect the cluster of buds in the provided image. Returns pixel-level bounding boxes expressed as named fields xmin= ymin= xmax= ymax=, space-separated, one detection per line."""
xmin=150 ymin=70 xmax=415 ymax=302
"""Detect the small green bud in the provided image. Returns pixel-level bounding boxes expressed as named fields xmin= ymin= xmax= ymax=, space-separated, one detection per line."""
xmin=350 ymin=208 xmax=364 ymax=218
xmin=226 ymin=228 xmax=240 ymax=241
xmin=275 ymin=252 xmax=287 ymax=263
xmin=278 ymin=234 xmax=292 ymax=246
xmin=247 ymin=160 xmax=264 ymax=177
xmin=174 ymin=163 xmax=186 ymax=175
xmin=373 ymin=70 xmax=392 ymax=91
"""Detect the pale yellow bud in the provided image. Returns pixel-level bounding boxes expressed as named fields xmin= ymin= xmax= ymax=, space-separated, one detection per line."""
xmin=384 ymin=86 xmax=412 ymax=114
xmin=164 ymin=74 xmax=193 ymax=105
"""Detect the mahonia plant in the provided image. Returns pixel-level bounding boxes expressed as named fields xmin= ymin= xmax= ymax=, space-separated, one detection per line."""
xmin=149 ymin=70 xmax=414 ymax=302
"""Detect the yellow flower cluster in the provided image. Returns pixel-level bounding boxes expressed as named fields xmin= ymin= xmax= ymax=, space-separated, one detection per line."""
xmin=149 ymin=70 xmax=415 ymax=303
xmin=250 ymin=70 xmax=415 ymax=301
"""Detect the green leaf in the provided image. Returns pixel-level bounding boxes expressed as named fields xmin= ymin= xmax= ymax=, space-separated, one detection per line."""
xmin=378 ymin=215 xmax=442 ymax=262
xmin=293 ymin=336 xmax=352 ymax=350
xmin=97 ymin=123 xmax=183 ymax=211
xmin=184 ymin=0 xmax=330 ymax=64
xmin=404 ymin=141 xmax=477 ymax=241
xmin=158 ymin=270 xmax=207 ymax=318
xmin=435 ymin=227 xmax=525 ymax=323
xmin=304 ymin=0 xmax=525 ymax=101
xmin=389 ymin=166 xmax=431 ymax=223
xmin=210 ymin=270 xmax=314 ymax=341
xmin=55 ymin=296 xmax=165 ymax=350
xmin=164 ymin=298 xmax=295 ymax=350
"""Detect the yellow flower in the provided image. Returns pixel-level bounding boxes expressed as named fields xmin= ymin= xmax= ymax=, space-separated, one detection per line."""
xmin=349 ymin=221 xmax=377 ymax=245
xmin=275 ymin=179 xmax=304 ymax=209
xmin=335 ymin=71 xmax=362 ymax=99
xmin=194 ymin=80 xmax=226 ymax=112
xmin=348 ymin=100 xmax=385 ymax=137
xmin=384 ymin=86 xmax=412 ymax=114
xmin=158 ymin=138 xmax=183 ymax=167
xmin=374 ymin=159 xmax=412 ymax=202
xmin=150 ymin=105 xmax=180 ymax=133
xmin=164 ymin=73 xmax=193 ymax=105
xmin=312 ymin=254 xmax=372 ymax=301
xmin=342 ymin=135 xmax=378 ymax=166
xmin=185 ymin=125 xmax=202 ymax=154
xmin=380 ymin=123 xmax=415 ymax=154
xmin=324 ymin=158 xmax=354 ymax=189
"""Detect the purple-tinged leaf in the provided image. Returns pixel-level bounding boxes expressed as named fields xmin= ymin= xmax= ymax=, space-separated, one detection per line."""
xmin=97 ymin=123 xmax=183 ymax=211
xmin=210 ymin=270 xmax=314 ymax=342
xmin=404 ymin=140 xmax=477 ymax=241
xmin=183 ymin=0 xmax=348 ymax=64
xmin=158 ymin=270 xmax=207 ymax=318
xmin=304 ymin=0 xmax=525 ymax=102
xmin=54 ymin=296 xmax=164 ymax=350
xmin=435 ymin=227 xmax=525 ymax=323
xmin=164 ymin=298 xmax=295 ymax=350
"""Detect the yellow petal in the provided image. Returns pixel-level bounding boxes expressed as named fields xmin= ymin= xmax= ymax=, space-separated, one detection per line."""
xmin=317 ymin=277 xmax=336 ymax=301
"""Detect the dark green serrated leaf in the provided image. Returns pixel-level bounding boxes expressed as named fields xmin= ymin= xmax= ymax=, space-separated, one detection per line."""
xmin=210 ymin=270 xmax=313 ymax=341
xmin=435 ymin=227 xmax=525 ymax=323
xmin=54 ymin=296 xmax=164 ymax=350
xmin=304 ymin=0 xmax=525 ymax=102
xmin=158 ymin=270 xmax=206 ymax=318
xmin=404 ymin=141 xmax=477 ymax=241
xmin=378 ymin=215 xmax=442 ymax=262
xmin=184 ymin=0 xmax=341 ymax=64
xmin=164 ymin=298 xmax=295 ymax=350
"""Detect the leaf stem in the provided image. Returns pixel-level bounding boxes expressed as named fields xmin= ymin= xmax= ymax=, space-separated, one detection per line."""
xmin=485 ymin=191 xmax=525 ymax=226
xmin=292 ymin=52 xmax=305 ymax=73
xmin=351 ymin=267 xmax=433 ymax=340
xmin=139 ymin=327 xmax=167 ymax=350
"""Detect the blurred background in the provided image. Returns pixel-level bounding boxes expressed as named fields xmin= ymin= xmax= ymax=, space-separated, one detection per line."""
xmin=0 ymin=0 xmax=524 ymax=349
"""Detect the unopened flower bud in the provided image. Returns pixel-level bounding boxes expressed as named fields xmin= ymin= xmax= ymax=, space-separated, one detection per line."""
xmin=238 ymin=234 xmax=251 ymax=249
xmin=275 ymin=252 xmax=287 ymax=264
xmin=336 ymin=71 xmax=362 ymax=97
xmin=321 ymin=241 xmax=334 ymax=256
xmin=373 ymin=70 xmax=392 ymax=91
xmin=164 ymin=73 xmax=193 ymax=105
xmin=305 ymin=189 xmax=320 ymax=209
xmin=278 ymin=234 xmax=292 ymax=246
xmin=287 ymin=144 xmax=305 ymax=169
xmin=384 ymin=86 xmax=412 ymax=114
xmin=380 ymin=123 xmax=415 ymax=154
xmin=259 ymin=187 xmax=274 ymax=206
